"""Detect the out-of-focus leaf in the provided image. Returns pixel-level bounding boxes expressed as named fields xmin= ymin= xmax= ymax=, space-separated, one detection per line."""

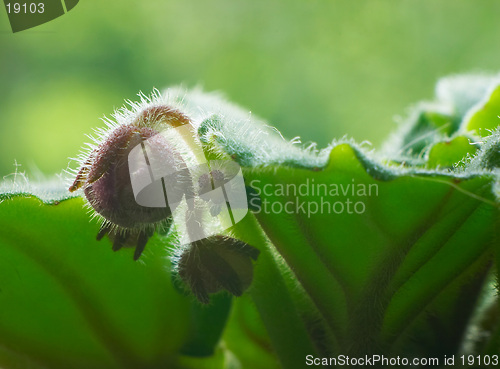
xmin=0 ymin=194 xmax=203 ymax=369
xmin=180 ymin=294 xmax=232 ymax=357
xmin=465 ymin=84 xmax=500 ymax=136
xmin=222 ymin=294 xmax=279 ymax=369
xmin=427 ymin=136 xmax=477 ymax=168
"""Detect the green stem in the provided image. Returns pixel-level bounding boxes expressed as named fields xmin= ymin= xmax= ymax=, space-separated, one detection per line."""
xmin=232 ymin=215 xmax=317 ymax=369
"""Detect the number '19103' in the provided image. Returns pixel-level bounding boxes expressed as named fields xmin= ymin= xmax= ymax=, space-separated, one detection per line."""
xmin=460 ymin=355 xmax=498 ymax=366
xmin=6 ymin=3 xmax=45 ymax=14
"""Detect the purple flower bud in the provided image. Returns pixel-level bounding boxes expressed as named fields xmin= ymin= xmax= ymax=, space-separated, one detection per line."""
xmin=70 ymin=106 xmax=191 ymax=259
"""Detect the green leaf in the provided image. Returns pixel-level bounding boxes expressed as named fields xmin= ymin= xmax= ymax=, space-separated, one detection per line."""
xmin=0 ymin=194 xmax=194 ymax=369
xmin=241 ymin=141 xmax=498 ymax=356
xmin=465 ymin=84 xmax=500 ymax=136
xmin=427 ymin=136 xmax=477 ymax=169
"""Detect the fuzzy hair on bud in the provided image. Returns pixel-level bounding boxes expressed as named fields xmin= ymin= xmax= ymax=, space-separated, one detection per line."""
xmin=69 ymin=90 xmax=194 ymax=259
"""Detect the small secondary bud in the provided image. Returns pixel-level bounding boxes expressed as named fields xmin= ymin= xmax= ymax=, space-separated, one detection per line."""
xmin=177 ymin=235 xmax=260 ymax=304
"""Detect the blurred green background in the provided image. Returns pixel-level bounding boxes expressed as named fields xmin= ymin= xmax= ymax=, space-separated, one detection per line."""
xmin=1 ymin=0 xmax=500 ymax=177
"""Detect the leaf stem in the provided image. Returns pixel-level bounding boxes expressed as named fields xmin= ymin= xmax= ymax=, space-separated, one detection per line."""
xmin=232 ymin=215 xmax=317 ymax=369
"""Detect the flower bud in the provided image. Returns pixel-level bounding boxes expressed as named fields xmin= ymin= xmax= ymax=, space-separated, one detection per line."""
xmin=177 ymin=236 xmax=260 ymax=304
xmin=70 ymin=105 xmax=191 ymax=259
